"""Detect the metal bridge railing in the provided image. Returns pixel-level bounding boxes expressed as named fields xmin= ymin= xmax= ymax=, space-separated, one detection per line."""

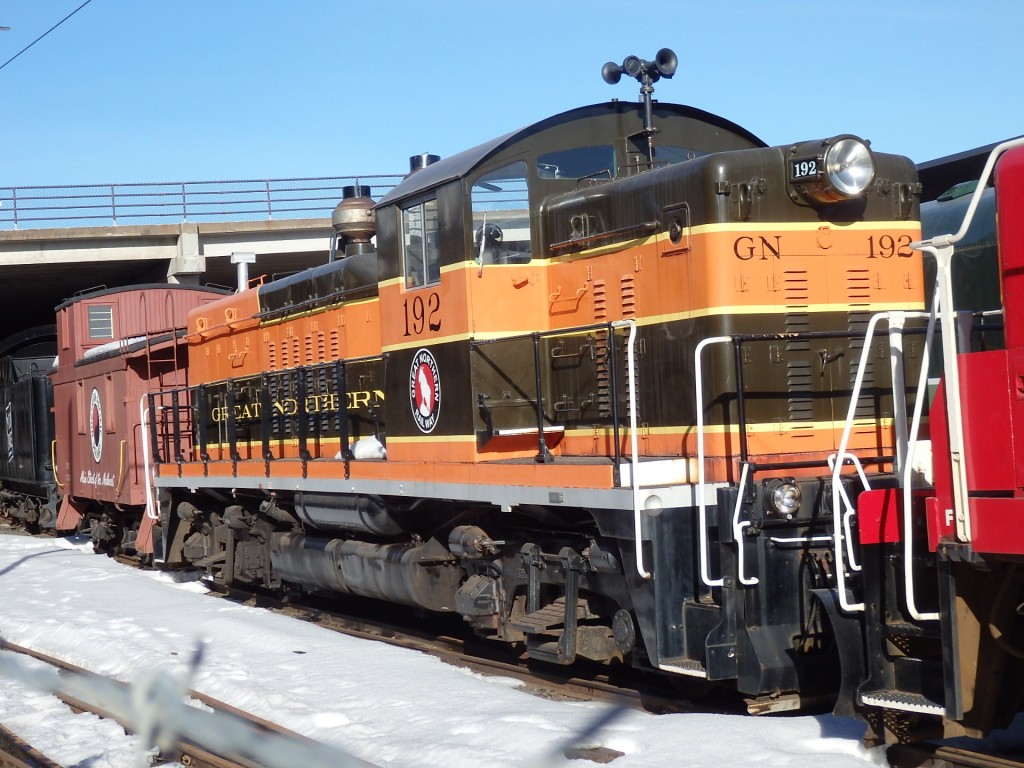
xmin=0 ymin=175 xmax=405 ymax=230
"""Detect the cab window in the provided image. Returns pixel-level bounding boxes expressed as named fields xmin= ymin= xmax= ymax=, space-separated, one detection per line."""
xmin=402 ymin=199 xmax=440 ymax=289
xmin=470 ymin=161 xmax=531 ymax=265
xmin=537 ymin=146 xmax=615 ymax=181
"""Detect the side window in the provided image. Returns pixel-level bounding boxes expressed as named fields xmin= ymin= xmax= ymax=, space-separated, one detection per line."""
xmin=87 ymin=305 xmax=114 ymax=340
xmin=402 ymin=199 xmax=440 ymax=289
xmin=471 ymin=161 xmax=531 ymax=265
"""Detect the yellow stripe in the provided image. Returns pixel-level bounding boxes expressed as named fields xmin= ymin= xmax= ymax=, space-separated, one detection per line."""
xmin=383 ymin=332 xmax=475 ymax=352
xmin=466 ymin=220 xmax=920 ymax=265
xmin=636 ymin=300 xmax=926 ymax=327
xmin=380 ymin=301 xmax=926 ymax=351
xmin=198 ymin=417 xmax=898 ymax=454
xmin=385 ymin=434 xmax=477 ymax=445
xmin=686 ymin=220 xmax=920 ymax=236
xmin=379 ymin=220 xmax=922 ymax=281
xmin=384 ymin=418 xmax=898 ymax=446
xmin=565 ymin=418 xmax=895 ymax=438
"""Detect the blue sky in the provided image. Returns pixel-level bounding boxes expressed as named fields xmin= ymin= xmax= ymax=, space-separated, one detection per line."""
xmin=0 ymin=0 xmax=1020 ymax=187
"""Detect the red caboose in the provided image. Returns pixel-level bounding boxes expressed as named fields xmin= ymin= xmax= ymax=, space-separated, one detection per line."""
xmin=51 ymin=284 xmax=228 ymax=556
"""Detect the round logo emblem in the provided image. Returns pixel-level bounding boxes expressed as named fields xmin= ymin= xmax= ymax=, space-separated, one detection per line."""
xmin=409 ymin=348 xmax=440 ymax=433
xmin=89 ymin=388 xmax=103 ymax=463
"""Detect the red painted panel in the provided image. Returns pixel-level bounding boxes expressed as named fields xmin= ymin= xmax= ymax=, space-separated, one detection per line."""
xmin=858 ymin=487 xmax=902 ymax=545
xmin=1008 ymin=346 xmax=1024 ymax=492
xmin=930 ymin=381 xmax=953 ymax=511
xmin=958 ymin=350 xmax=1014 ymax=491
xmin=925 ymin=496 xmax=950 ymax=551
xmin=997 ymin=146 xmax=1024 ymax=350
xmin=969 ymin=497 xmax=1024 ymax=555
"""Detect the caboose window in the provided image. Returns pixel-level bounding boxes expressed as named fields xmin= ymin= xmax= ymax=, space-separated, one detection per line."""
xmin=87 ymin=305 xmax=114 ymax=340
xmin=471 ymin=161 xmax=531 ymax=265
xmin=402 ymin=199 xmax=440 ymax=289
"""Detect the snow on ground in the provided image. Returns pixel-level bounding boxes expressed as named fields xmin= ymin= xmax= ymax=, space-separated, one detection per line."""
xmin=0 ymin=530 xmax=889 ymax=768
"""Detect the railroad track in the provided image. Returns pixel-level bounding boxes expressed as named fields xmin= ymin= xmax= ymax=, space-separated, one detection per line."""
xmin=0 ymin=639 xmax=372 ymax=768
xmin=888 ymin=743 xmax=1024 ymax=768
xmin=9 ymin=530 xmax=1024 ymax=768
xmin=204 ymin=580 xmax=742 ymax=718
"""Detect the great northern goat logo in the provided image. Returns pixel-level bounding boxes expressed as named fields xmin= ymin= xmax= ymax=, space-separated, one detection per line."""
xmin=409 ymin=349 xmax=440 ymax=433
xmin=89 ymin=388 xmax=103 ymax=463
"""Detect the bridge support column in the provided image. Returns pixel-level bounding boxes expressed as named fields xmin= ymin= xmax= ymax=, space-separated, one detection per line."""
xmin=168 ymin=222 xmax=205 ymax=284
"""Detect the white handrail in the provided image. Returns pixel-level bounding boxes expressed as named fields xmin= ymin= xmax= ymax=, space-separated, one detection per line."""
xmin=769 ymin=535 xmax=833 ymax=544
xmin=901 ymin=281 xmax=941 ymax=621
xmin=831 ymin=310 xmax=930 ymax=614
xmin=827 ymin=452 xmax=869 ymax=572
xmin=612 ymin=319 xmax=650 ymax=580
xmin=888 ymin=312 xmax=910 ymax=475
xmin=139 ymin=396 xmax=158 ymax=521
xmin=830 ymin=313 xmax=886 ymax=613
xmin=694 ymin=336 xmax=732 ymax=588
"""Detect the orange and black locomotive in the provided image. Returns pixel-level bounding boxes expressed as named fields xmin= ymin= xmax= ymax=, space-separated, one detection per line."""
xmin=145 ymin=51 xmax=926 ymax=718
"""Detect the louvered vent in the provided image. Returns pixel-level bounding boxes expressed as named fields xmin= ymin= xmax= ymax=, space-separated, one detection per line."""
xmin=593 ymin=280 xmax=612 ymax=418
xmin=620 ymin=275 xmax=638 ymax=423
xmin=784 ymin=271 xmax=813 ymax=425
xmin=847 ymin=309 xmax=875 ymax=419
xmin=621 ymin=274 xmax=637 ymax=317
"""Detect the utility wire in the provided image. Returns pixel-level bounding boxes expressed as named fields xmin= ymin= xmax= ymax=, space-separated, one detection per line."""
xmin=0 ymin=0 xmax=95 ymax=73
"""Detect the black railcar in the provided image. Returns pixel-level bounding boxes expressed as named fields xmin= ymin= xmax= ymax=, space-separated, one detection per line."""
xmin=0 ymin=325 xmax=58 ymax=527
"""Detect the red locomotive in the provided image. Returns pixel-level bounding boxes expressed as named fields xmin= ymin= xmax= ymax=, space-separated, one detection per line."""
xmin=849 ymin=140 xmax=1024 ymax=743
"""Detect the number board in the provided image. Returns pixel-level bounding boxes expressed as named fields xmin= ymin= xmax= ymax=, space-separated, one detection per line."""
xmin=790 ymin=157 xmax=820 ymax=181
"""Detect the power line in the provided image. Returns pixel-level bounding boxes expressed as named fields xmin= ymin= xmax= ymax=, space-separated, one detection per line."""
xmin=0 ymin=0 xmax=95 ymax=73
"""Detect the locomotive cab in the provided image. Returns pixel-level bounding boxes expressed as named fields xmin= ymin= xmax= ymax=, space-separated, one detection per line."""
xmin=373 ymin=101 xmax=766 ymax=464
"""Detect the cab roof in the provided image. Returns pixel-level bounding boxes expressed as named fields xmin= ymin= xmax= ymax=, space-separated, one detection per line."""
xmin=377 ymin=100 xmax=765 ymax=208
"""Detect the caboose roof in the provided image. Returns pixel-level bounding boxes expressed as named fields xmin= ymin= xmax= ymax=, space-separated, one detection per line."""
xmin=54 ymin=283 xmax=229 ymax=311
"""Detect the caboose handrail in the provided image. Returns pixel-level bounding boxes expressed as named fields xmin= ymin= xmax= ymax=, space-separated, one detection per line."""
xmin=139 ymin=395 xmax=158 ymax=521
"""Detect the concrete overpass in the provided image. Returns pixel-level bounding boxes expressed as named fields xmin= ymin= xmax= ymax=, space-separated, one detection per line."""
xmin=0 ymin=173 xmax=406 ymax=341
xmin=0 ymin=218 xmax=336 ymax=339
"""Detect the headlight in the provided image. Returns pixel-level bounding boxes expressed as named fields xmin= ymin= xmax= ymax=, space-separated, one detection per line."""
xmin=765 ymin=479 xmax=802 ymax=518
xmin=789 ymin=135 xmax=875 ymax=204
xmin=824 ymin=138 xmax=874 ymax=197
